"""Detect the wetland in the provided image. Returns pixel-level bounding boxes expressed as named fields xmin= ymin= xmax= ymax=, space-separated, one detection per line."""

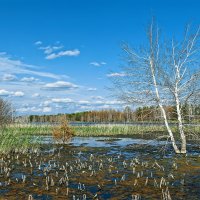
xmin=0 ymin=136 xmax=199 ymax=200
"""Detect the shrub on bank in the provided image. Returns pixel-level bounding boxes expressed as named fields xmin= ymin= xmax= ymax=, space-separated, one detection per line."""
xmin=52 ymin=118 xmax=74 ymax=143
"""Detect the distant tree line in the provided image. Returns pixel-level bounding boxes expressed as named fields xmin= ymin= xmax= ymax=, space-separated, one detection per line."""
xmin=27 ymin=104 xmax=200 ymax=123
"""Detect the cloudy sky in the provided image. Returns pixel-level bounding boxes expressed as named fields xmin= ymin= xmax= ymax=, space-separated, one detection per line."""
xmin=0 ymin=0 xmax=199 ymax=115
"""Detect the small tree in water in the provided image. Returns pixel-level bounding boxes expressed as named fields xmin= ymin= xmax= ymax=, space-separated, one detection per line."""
xmin=52 ymin=117 xmax=74 ymax=143
xmin=110 ymin=21 xmax=200 ymax=154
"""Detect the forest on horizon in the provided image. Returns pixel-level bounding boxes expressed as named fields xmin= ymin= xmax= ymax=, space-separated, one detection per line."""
xmin=22 ymin=104 xmax=200 ymax=123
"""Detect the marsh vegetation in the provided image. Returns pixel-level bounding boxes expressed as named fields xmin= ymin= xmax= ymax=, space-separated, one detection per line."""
xmin=0 ymin=120 xmax=199 ymax=199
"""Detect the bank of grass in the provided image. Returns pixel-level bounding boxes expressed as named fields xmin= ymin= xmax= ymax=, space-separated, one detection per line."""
xmin=3 ymin=123 xmax=200 ymax=137
xmin=0 ymin=123 xmax=199 ymax=153
xmin=1 ymin=124 xmax=169 ymax=136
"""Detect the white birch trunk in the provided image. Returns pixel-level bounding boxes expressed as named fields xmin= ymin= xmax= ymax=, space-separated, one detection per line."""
xmin=150 ymin=59 xmax=181 ymax=153
xmin=174 ymin=86 xmax=186 ymax=153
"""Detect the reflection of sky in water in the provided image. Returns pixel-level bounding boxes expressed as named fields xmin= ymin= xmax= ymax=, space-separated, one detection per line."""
xmin=71 ymin=137 xmax=167 ymax=147
xmin=35 ymin=136 xmax=199 ymax=157
xmin=39 ymin=136 xmax=167 ymax=147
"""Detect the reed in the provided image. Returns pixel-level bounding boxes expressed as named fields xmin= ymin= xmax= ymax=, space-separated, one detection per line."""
xmin=0 ymin=125 xmax=41 ymax=154
xmin=73 ymin=124 xmax=174 ymax=137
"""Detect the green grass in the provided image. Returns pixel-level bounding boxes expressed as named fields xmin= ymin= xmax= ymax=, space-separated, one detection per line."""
xmin=2 ymin=124 xmax=169 ymax=136
xmin=4 ymin=123 xmax=200 ymax=137
xmin=7 ymin=124 xmax=52 ymax=135
xmin=73 ymin=124 xmax=168 ymax=136
xmin=0 ymin=125 xmax=42 ymax=154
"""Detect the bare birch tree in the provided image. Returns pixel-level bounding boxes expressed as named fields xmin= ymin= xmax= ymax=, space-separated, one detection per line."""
xmin=110 ymin=22 xmax=200 ymax=153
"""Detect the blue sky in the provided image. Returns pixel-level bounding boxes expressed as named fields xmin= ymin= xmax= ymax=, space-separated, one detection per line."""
xmin=0 ymin=0 xmax=199 ymax=115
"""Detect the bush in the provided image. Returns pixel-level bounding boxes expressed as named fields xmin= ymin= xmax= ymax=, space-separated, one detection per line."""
xmin=52 ymin=117 xmax=74 ymax=143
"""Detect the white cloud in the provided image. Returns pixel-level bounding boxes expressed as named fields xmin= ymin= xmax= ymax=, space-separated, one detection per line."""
xmin=21 ymin=77 xmax=39 ymax=82
xmin=17 ymin=104 xmax=52 ymax=113
xmin=35 ymin=41 xmax=80 ymax=60
xmin=0 ymin=89 xmax=12 ymax=96
xmin=0 ymin=53 xmax=64 ymax=79
xmin=76 ymin=99 xmax=123 ymax=106
xmin=0 ymin=52 xmax=123 ymax=115
xmin=16 ymin=105 xmax=47 ymax=113
xmin=16 ymin=107 xmax=29 ymax=112
xmin=52 ymin=98 xmax=73 ymax=103
xmin=78 ymin=100 xmax=90 ymax=105
xmin=79 ymin=105 xmax=91 ymax=110
xmin=106 ymin=72 xmax=127 ymax=77
xmin=46 ymin=49 xmax=80 ymax=60
xmin=34 ymin=41 xmax=42 ymax=46
xmin=29 ymin=71 xmax=63 ymax=80
xmin=87 ymin=88 xmax=97 ymax=91
xmin=91 ymin=96 xmax=104 ymax=100
xmin=42 ymin=100 xmax=52 ymax=106
xmin=2 ymin=74 xmax=17 ymax=81
xmin=43 ymin=107 xmax=52 ymax=112
xmin=15 ymin=96 xmax=124 ymax=114
xmin=105 ymin=100 xmax=123 ymax=105
xmin=90 ymin=61 xmax=107 ymax=67
xmin=13 ymin=91 xmax=24 ymax=97
xmin=32 ymin=93 xmax=40 ymax=97
xmin=39 ymin=45 xmax=63 ymax=54
xmin=43 ymin=81 xmax=78 ymax=90
xmin=90 ymin=62 xmax=100 ymax=67
xmin=0 ymin=89 xmax=24 ymax=97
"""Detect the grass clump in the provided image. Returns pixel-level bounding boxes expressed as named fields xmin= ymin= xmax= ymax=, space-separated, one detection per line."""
xmin=0 ymin=126 xmax=41 ymax=154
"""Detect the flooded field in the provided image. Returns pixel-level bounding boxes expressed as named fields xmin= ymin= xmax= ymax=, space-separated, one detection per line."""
xmin=0 ymin=137 xmax=200 ymax=199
